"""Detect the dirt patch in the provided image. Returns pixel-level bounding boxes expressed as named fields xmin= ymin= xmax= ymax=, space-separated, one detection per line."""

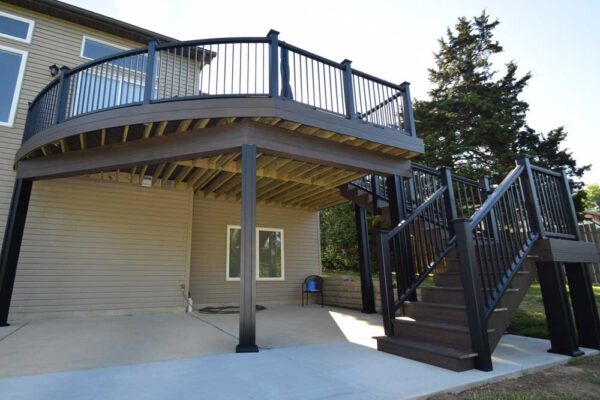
xmin=429 ymin=354 xmax=600 ymax=400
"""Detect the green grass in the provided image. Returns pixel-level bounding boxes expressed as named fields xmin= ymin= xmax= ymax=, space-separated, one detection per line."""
xmin=507 ymin=283 xmax=600 ymax=339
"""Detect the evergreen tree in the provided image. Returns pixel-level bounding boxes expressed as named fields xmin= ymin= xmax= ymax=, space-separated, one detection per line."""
xmin=414 ymin=11 xmax=589 ymax=189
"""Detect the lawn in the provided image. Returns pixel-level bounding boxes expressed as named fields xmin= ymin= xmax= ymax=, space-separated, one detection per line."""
xmin=507 ymin=283 xmax=600 ymax=339
xmin=430 ymin=354 xmax=600 ymax=400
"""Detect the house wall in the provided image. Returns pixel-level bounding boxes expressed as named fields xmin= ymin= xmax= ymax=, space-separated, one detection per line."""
xmin=9 ymin=178 xmax=192 ymax=318
xmin=0 ymin=2 xmax=146 ymax=247
xmin=189 ymin=196 xmax=322 ymax=306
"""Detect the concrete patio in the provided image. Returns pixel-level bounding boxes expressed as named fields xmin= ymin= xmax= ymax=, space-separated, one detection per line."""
xmin=0 ymin=304 xmax=597 ymax=399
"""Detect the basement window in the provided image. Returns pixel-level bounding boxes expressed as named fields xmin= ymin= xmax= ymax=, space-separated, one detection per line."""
xmin=0 ymin=11 xmax=34 ymax=43
xmin=0 ymin=45 xmax=27 ymax=127
xmin=226 ymin=225 xmax=284 ymax=281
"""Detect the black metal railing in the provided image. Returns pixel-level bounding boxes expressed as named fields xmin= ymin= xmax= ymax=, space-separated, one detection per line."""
xmin=531 ymin=165 xmax=578 ymax=240
xmin=23 ymin=31 xmax=417 ymax=144
xmin=375 ymin=156 xmax=580 ymax=371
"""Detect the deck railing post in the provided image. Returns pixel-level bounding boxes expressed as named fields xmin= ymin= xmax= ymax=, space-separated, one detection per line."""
xmin=267 ymin=30 xmax=280 ymax=98
xmin=399 ymin=81 xmax=416 ymax=137
xmin=440 ymin=167 xmax=457 ymax=236
xmin=55 ymin=67 xmax=70 ymax=124
xmin=516 ymin=156 xmax=545 ymax=237
xmin=340 ymin=59 xmax=357 ymax=120
xmin=454 ymin=219 xmax=493 ymax=371
xmin=143 ymin=40 xmax=157 ymax=104
xmin=479 ymin=176 xmax=500 ymax=240
xmin=375 ymin=230 xmax=395 ymax=336
xmin=370 ymin=175 xmax=381 ymax=215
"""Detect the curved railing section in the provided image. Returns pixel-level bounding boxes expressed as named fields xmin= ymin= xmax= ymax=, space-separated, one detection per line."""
xmin=23 ymin=31 xmax=417 ymax=145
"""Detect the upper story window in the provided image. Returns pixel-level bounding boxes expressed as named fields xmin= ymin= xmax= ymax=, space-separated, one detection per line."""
xmin=80 ymin=36 xmax=128 ymax=60
xmin=0 ymin=11 xmax=34 ymax=43
xmin=0 ymin=45 xmax=27 ymax=127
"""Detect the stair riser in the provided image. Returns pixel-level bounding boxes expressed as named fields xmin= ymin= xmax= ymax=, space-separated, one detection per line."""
xmin=421 ymin=288 xmax=465 ymax=305
xmin=393 ymin=321 xmax=473 ymax=351
xmin=434 ymin=272 xmax=530 ymax=288
xmin=403 ymin=304 xmax=467 ymax=325
xmin=377 ymin=339 xmax=474 ymax=372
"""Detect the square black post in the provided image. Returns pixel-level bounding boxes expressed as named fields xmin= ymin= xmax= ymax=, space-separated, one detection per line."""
xmin=565 ymin=262 xmax=600 ymax=349
xmin=0 ymin=179 xmax=33 ymax=326
xmin=354 ymin=204 xmax=375 ymax=314
xmin=386 ymin=175 xmax=415 ymax=300
xmin=236 ymin=144 xmax=258 ymax=353
xmin=536 ymin=261 xmax=583 ymax=356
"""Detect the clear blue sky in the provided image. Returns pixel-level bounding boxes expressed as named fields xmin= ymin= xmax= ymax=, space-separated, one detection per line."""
xmin=66 ymin=0 xmax=600 ymax=184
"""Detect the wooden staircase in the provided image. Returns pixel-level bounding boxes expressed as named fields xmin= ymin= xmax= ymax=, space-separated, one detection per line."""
xmin=339 ymin=182 xmax=391 ymax=224
xmin=376 ymin=248 xmax=537 ymax=371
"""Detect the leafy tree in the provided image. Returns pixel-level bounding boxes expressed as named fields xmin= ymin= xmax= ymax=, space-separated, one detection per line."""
xmin=320 ymin=202 xmax=359 ymax=271
xmin=583 ymin=184 xmax=600 ymax=211
xmin=414 ymin=11 xmax=590 ymax=193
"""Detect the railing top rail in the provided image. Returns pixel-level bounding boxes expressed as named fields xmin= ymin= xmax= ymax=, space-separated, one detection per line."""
xmin=350 ymin=68 xmax=404 ymax=91
xmin=386 ymin=185 xmax=447 ymax=238
xmin=469 ymin=164 xmax=525 ymax=228
xmin=64 ymin=47 xmax=149 ymax=78
xmin=452 ymin=174 xmax=480 ymax=187
xmin=278 ymin=41 xmax=343 ymax=69
xmin=531 ymin=164 xmax=562 ymax=177
xmin=156 ymin=36 xmax=269 ymax=50
xmin=411 ymin=162 xmax=439 ymax=176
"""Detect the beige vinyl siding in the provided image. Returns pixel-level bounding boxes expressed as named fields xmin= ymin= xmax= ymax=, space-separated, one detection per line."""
xmin=0 ymin=2 xmax=147 ymax=247
xmin=9 ymin=178 xmax=192 ymax=317
xmin=189 ymin=196 xmax=322 ymax=306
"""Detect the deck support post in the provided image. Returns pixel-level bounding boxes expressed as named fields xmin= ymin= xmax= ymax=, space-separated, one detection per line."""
xmin=236 ymin=144 xmax=258 ymax=353
xmin=355 ymin=204 xmax=375 ymax=314
xmin=387 ymin=175 xmax=415 ymax=300
xmin=0 ymin=179 xmax=33 ymax=326
xmin=536 ymin=261 xmax=583 ymax=356
xmin=565 ymin=262 xmax=600 ymax=349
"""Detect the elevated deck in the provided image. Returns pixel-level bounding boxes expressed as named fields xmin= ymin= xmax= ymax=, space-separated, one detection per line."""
xmin=14 ymin=31 xmax=423 ymax=210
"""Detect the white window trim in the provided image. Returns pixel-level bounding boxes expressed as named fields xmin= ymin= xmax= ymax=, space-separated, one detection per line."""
xmin=0 ymin=10 xmax=34 ymax=44
xmin=80 ymin=35 xmax=129 ymax=60
xmin=0 ymin=44 xmax=27 ymax=127
xmin=226 ymin=225 xmax=285 ymax=282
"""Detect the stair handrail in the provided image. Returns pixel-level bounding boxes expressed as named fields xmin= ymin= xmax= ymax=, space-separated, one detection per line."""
xmin=453 ymin=158 xmax=545 ymax=371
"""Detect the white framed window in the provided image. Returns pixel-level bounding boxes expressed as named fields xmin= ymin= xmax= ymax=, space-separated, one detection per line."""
xmin=80 ymin=36 xmax=128 ymax=61
xmin=0 ymin=44 xmax=27 ymax=127
xmin=226 ymin=225 xmax=285 ymax=281
xmin=0 ymin=10 xmax=34 ymax=43
xmin=73 ymin=36 xmax=145 ymax=115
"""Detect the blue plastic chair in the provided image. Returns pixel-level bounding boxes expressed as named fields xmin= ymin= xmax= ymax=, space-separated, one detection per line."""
xmin=302 ymin=275 xmax=324 ymax=307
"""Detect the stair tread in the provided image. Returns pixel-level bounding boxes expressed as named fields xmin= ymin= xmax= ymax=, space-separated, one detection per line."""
xmin=395 ymin=316 xmax=495 ymax=334
xmin=423 ymin=286 xmax=520 ymax=293
xmin=376 ymin=336 xmax=478 ymax=360
xmin=404 ymin=301 xmax=466 ymax=310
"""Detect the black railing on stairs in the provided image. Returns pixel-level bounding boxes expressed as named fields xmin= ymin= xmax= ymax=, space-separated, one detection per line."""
xmin=375 ymin=156 xmax=580 ymax=371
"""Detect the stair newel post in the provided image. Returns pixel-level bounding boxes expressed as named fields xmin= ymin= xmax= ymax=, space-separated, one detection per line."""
xmin=267 ymin=30 xmax=280 ymax=99
xmin=440 ymin=167 xmax=457 ymax=236
xmin=399 ymin=82 xmax=416 ymax=137
xmin=516 ymin=156 xmax=545 ymax=238
xmin=375 ymin=230 xmax=395 ymax=336
xmin=479 ymin=176 xmax=500 ymax=241
xmin=454 ymin=219 xmax=493 ymax=371
xmin=341 ymin=59 xmax=357 ymax=120
xmin=559 ymin=168 xmax=600 ymax=349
